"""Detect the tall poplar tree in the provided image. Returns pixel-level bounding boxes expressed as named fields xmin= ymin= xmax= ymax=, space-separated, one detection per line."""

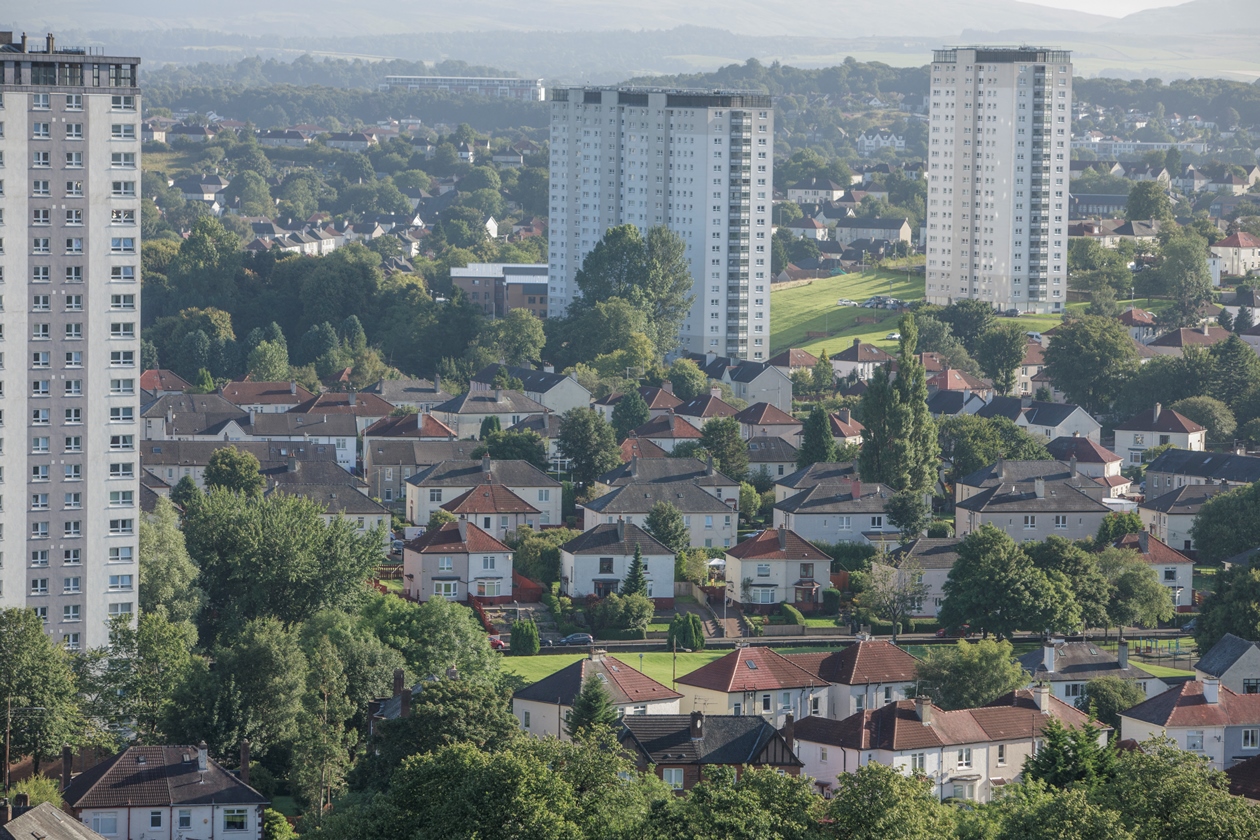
xmin=859 ymin=314 xmax=938 ymax=495
xmin=797 ymin=405 xmax=838 ymax=469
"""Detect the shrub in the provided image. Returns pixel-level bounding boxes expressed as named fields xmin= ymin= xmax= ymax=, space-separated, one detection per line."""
xmin=779 ymin=602 xmax=805 ymax=625
xmin=927 ymin=520 xmax=955 ymax=538
xmin=819 ymin=541 xmax=878 ymax=572
xmin=510 ymin=617 xmax=540 ymax=656
xmin=822 ymin=588 xmax=843 ymax=615
xmin=10 ymin=774 xmax=61 ymax=807
xmin=667 ymin=612 xmax=706 ymax=650
xmin=589 ymin=592 xmax=653 ymax=638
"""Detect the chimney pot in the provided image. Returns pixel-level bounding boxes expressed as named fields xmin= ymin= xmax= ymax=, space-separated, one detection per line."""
xmin=400 ymin=686 xmax=412 ymax=718
xmin=997 ymin=456 xmax=1006 ymax=480
xmin=482 ymin=454 xmax=491 ymax=472
xmin=1034 ymin=477 xmax=1045 ymax=499
xmin=290 ymin=380 xmax=298 ymax=395
xmin=1153 ymin=402 xmax=1162 ymax=422
xmin=1204 ymin=679 xmax=1221 ymax=704
xmin=690 ymin=711 xmax=705 ymax=740
xmin=239 ymin=740 xmax=251 ymax=786
xmin=851 ymin=479 xmax=862 ymax=499
xmin=1069 ymin=455 xmax=1078 ymax=478
xmin=781 ymin=712 xmax=795 ymax=746
xmin=197 ymin=741 xmax=208 ymax=772
xmin=617 ymin=518 xmax=625 ymax=542
xmin=1033 ymin=683 xmax=1051 ymax=714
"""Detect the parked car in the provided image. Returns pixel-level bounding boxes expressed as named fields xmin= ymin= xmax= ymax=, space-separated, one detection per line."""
xmin=1002 ymin=309 xmax=1020 ymax=317
xmin=1182 ymin=618 xmax=1197 ymax=634
xmin=489 ymin=636 xmax=507 ymax=651
xmin=836 ymin=299 xmax=858 ymax=307
xmin=885 ymin=332 xmax=901 ymax=341
xmin=936 ymin=624 xmax=973 ymax=638
xmin=390 ymin=539 xmax=405 ymax=554
xmin=558 ymin=633 xmax=594 ymax=646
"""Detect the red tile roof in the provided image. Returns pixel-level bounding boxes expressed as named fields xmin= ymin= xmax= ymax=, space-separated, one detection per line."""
xmin=675 ymin=394 xmax=739 ymax=420
xmin=835 ymin=340 xmax=894 ymax=363
xmin=364 ymin=412 xmax=457 ymax=438
xmin=725 ymin=528 xmax=831 ymax=561
xmin=1114 ymin=532 xmax=1194 ymax=565
xmin=1227 ymin=753 xmax=1260 ymax=800
xmin=291 ymin=391 xmax=394 ymax=417
xmin=220 ymin=380 xmax=315 ymax=406
xmin=140 ymin=369 xmax=192 ymax=393
xmin=1114 ymin=405 xmax=1206 ymax=433
xmin=631 ymin=414 xmax=703 ymax=440
xmin=1149 ymin=326 xmax=1232 ymax=348
xmin=620 ymin=436 xmax=669 ymax=461
xmin=441 ymin=482 xmax=539 ymax=515
xmin=767 ymin=349 xmax=819 ymax=368
xmin=829 ymin=411 xmax=864 ymax=438
xmin=1045 ymin=435 xmax=1123 ymax=464
xmin=1118 ymin=307 xmax=1157 ymax=327
xmin=676 ymin=646 xmax=827 ymax=693
xmin=787 ymin=640 xmax=920 ymax=686
xmin=62 ymin=746 xmax=267 ymax=809
xmin=1122 ymin=681 xmax=1260 ymax=728
xmin=735 ymin=402 xmax=801 ymax=426
xmin=1021 ymin=341 xmax=1045 ymax=366
xmin=513 ymin=654 xmax=682 ymax=705
xmin=405 ymin=520 xmax=511 ymax=554
xmin=928 ymin=369 xmax=990 ymax=391
xmin=1214 ymin=231 xmax=1260 ymax=249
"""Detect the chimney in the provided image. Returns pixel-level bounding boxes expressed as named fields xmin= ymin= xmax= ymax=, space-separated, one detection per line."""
xmin=1153 ymin=402 xmax=1162 ymax=423
xmin=20 ymin=33 xmax=28 ymax=52
xmin=690 ymin=711 xmax=705 ymax=740
xmin=915 ymin=696 xmax=933 ymax=726
xmin=290 ymin=380 xmax=298 ymax=395
xmin=1204 ymin=679 xmax=1220 ymax=705
xmin=434 ymin=373 xmax=441 ymax=392
xmin=1118 ymin=640 xmax=1129 ymax=671
xmin=457 ymin=519 xmax=468 ymax=541
xmin=1138 ymin=531 xmax=1149 ymax=553
xmin=777 ymin=528 xmax=788 ymax=551
xmin=1202 ymin=321 xmax=1211 ymax=336
xmin=630 ymin=455 xmax=638 ymax=478
xmin=494 ymin=388 xmax=503 ymax=401
xmin=1033 ymin=683 xmax=1051 ymax=714
xmin=997 ymin=456 xmax=1006 ymax=480
xmin=780 ymin=712 xmax=795 ymax=746
xmin=850 ymin=479 xmax=862 ymax=499
xmin=393 ymin=668 xmax=405 ymax=697
xmin=706 ymin=454 xmax=716 ymax=476
xmin=617 ymin=518 xmax=625 ymax=542
xmin=446 ymin=666 xmax=459 ymax=679
xmin=710 ymin=386 xmax=722 ymax=399
xmin=45 ymin=33 xmax=54 ymax=53
xmin=400 ymin=686 xmax=412 ymax=718
xmin=197 ymin=741 xmax=208 ymax=772
xmin=837 ymin=408 xmax=850 ymax=424
xmin=62 ymin=744 xmax=73 ymax=790
xmin=1021 ymin=394 xmax=1033 ymax=409
xmin=661 ymin=381 xmax=673 ymax=394
xmin=482 ymin=454 xmax=491 ymax=473
xmin=287 ymin=455 xmax=298 ymax=473
xmin=1043 ymin=640 xmax=1056 ymax=674
xmin=348 ymin=391 xmax=356 ymax=407
xmin=1069 ymin=455 xmax=1078 ymax=479
xmin=1 ymin=797 xmax=10 ymax=826
xmin=239 ymin=740 xmax=251 ymax=786
xmin=1034 ymin=477 xmax=1045 ymax=499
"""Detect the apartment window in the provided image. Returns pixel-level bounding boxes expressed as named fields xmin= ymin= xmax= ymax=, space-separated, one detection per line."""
xmin=65 ymin=123 xmax=83 ymax=140
xmin=62 ymin=633 xmax=80 ymax=652
xmin=223 ymin=810 xmax=248 ymax=832
xmin=65 ymin=437 xmax=81 ymax=453
xmin=107 ymin=574 xmax=133 ymax=591
xmin=32 ymin=266 xmax=50 ymax=283
xmin=32 ymin=122 xmax=50 ymax=139
xmin=31 ymin=409 xmax=49 ymax=426
xmin=63 ymin=576 xmax=81 ymax=594
xmin=64 ymin=465 xmax=81 ymax=480
xmin=64 ymin=380 xmax=82 ymax=397
xmin=65 ymin=267 xmax=82 ymax=283
xmin=30 ymin=494 xmax=48 ymax=510
xmin=64 ymin=408 xmax=82 ymax=425
xmin=108 ymin=519 xmax=134 ymax=535
xmin=65 ymin=152 xmax=83 ymax=169
xmin=33 ymin=238 xmax=50 ymax=253
xmin=32 ymin=380 xmax=50 ymax=397
xmin=110 ymin=238 xmax=135 ymax=253
xmin=65 ymin=237 xmax=83 ymax=253
xmin=111 ymin=266 xmax=136 ymax=282
xmin=111 ymin=124 xmax=136 ymax=140
xmin=64 ymin=494 xmax=80 ymax=510
xmin=30 ymin=578 xmax=48 ymax=596
xmin=64 ymin=323 xmax=82 ymax=340
xmin=109 ymin=546 xmax=134 ymax=563
xmin=66 ymin=180 xmax=83 ymax=197
xmin=1024 ymin=515 xmax=1037 ymax=530
xmin=65 ymin=352 xmax=82 ymax=368
xmin=30 ymin=550 xmax=48 ymax=566
xmin=31 ymin=93 xmax=51 ymax=109
xmin=31 ymin=464 xmax=49 ymax=481
xmin=110 ymin=180 xmax=135 ymax=197
xmin=65 ymin=209 xmax=83 ymax=227
xmin=110 ymin=379 xmax=135 ymax=395
xmin=110 ymin=209 xmax=135 ymax=225
xmin=63 ymin=600 xmax=83 ymax=621
xmin=110 ymin=350 xmax=135 ymax=366
xmin=33 ymin=151 xmax=50 ymax=168
xmin=957 ymin=748 xmax=972 ymax=769
xmin=662 ymin=768 xmax=684 ymax=790
xmin=109 ymin=491 xmax=134 ymax=508
xmin=110 ymin=152 xmax=136 ymax=168
xmin=32 ymin=208 xmax=50 ymax=226
xmin=109 ymin=434 xmax=134 ymax=450
xmin=110 ymin=323 xmax=135 ymax=339
xmin=32 ymin=295 xmax=50 ymax=312
xmin=111 ymin=95 xmax=136 ymax=111
xmin=110 ymin=294 xmax=136 ymax=310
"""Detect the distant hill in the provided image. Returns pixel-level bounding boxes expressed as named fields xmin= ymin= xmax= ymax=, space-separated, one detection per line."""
xmin=1101 ymin=0 xmax=1260 ymax=34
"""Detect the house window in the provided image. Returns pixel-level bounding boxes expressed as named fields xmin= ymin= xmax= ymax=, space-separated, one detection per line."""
xmin=223 ymin=809 xmax=248 ymax=832
xmin=781 ymin=691 xmax=791 ymax=709
xmin=1186 ymin=730 xmax=1204 ymax=752
xmin=1164 ymin=568 xmax=1177 ymax=582
xmin=1064 ymin=683 xmax=1082 ymax=698
xmin=911 ymin=752 xmax=926 ymax=772
xmin=438 ymin=556 xmax=453 ymax=572
xmin=753 ymin=588 xmax=776 ymax=604
xmin=434 ymin=581 xmax=458 ymax=600
xmin=1244 ymin=679 xmax=1260 ymax=695
xmin=91 ymin=814 xmax=118 ymax=836
xmin=811 ymin=694 xmax=820 ymax=715
xmin=855 ymin=695 xmax=865 ymax=713
xmin=1024 ymin=515 xmax=1036 ymax=530
xmin=997 ymin=744 xmax=1007 ymax=765
xmin=820 ymin=746 xmax=828 ymax=762
xmin=800 ymin=563 xmax=814 ymax=580
xmin=429 ymin=489 xmax=442 ymax=503
xmin=952 ymin=783 xmax=976 ymax=801
xmin=477 ymin=580 xmax=501 ymax=597
xmin=150 ymin=812 xmax=163 ymax=829
xmin=883 ymin=686 xmax=892 ymax=705
xmin=762 ymin=694 xmax=772 ymax=712
xmin=838 ymin=516 xmax=851 ymax=530
xmin=1244 ymin=729 xmax=1260 ymax=749
xmin=1054 ymin=515 xmax=1067 ymax=529
xmin=178 ymin=811 xmax=192 ymax=830
xmin=756 ymin=563 xmax=770 ymax=577
xmin=871 ymin=516 xmax=883 ymax=528
xmin=1134 ymin=434 xmax=1145 ymax=445
xmin=599 ymin=557 xmax=614 ymax=574
xmin=662 ymin=768 xmax=684 ymax=790
xmin=957 ymin=747 xmax=972 ymax=769
xmin=523 ymin=710 xmax=531 ymax=728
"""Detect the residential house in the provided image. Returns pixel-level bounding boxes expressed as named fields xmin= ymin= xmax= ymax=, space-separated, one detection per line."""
xmin=139 ymin=369 xmax=191 ymax=397
xmin=513 ymin=650 xmax=683 ymax=739
xmin=1211 ymin=231 xmax=1260 ymax=277
xmin=581 ymin=483 xmax=736 ymax=549
xmin=831 ymin=339 xmax=894 ymax=381
xmin=507 ymin=412 xmax=564 ymax=461
xmin=363 ymin=412 xmax=457 ymax=442
xmin=1120 ymin=680 xmax=1260 ymax=770
xmin=748 ymin=436 xmax=800 ymax=483
xmin=236 ymin=414 xmax=358 ymax=470
xmin=559 ymin=522 xmax=675 ymax=603
xmin=323 ymin=131 xmax=377 ymax=152
xmin=140 ymin=393 xmax=247 ymax=441
xmin=724 ymin=528 xmax=833 ymax=613
xmin=62 ymin=744 xmax=267 ymax=840
xmin=1114 ymin=403 xmax=1207 ymax=464
xmin=363 ymin=439 xmax=477 ymax=505
xmin=674 ymin=647 xmax=829 ymax=726
xmin=265 ymin=474 xmax=391 ymax=545
xmin=405 ymin=457 xmax=561 ymax=528
xmin=685 ymin=354 xmax=793 ymax=409
xmin=926 ymin=369 xmax=994 ymax=403
xmin=885 ymin=539 xmax=963 ymax=619
xmin=1139 ymin=483 xmax=1233 ymax=553
xmin=401 ymin=519 xmax=514 ymax=603
xmin=1019 ymin=639 xmax=1167 ymax=704
xmin=432 ymin=390 xmax=548 ymax=439
xmin=825 ymin=410 xmax=865 ymax=448
xmin=735 ymin=403 xmax=802 ymax=444
xmin=362 ymin=377 xmax=454 ymax=412
xmin=1195 ymin=634 xmax=1260 ymax=696
xmin=794 ymin=688 xmax=1105 ymax=803
xmin=975 ymin=396 xmax=1102 ymax=442
xmin=469 ymin=364 xmax=590 ymax=414
xmin=627 ymin=412 xmax=704 ymax=453
xmin=955 ymin=458 xmax=1077 ymax=504
xmin=831 ymin=217 xmax=912 ymax=247
xmin=288 ymin=391 xmax=394 ymax=436
xmin=784 ymin=217 xmax=830 ymax=240
xmin=787 ymin=178 xmax=847 ymax=204
xmin=674 ymin=394 xmax=740 ymax=432
xmin=595 ymin=456 xmax=741 ymax=506
xmin=168 ymin=124 xmax=217 ymax=143
xmin=141 ymin=439 xmax=339 ymax=491
xmin=766 ymin=348 xmax=819 ymax=375
xmin=854 ymin=132 xmax=906 ymax=156
xmin=788 ymin=640 xmax=922 ymax=720
xmin=440 ymin=480 xmax=542 ymax=541
xmin=620 ymin=435 xmax=669 ymax=461
xmin=1118 ymin=307 xmax=1159 ymax=344
xmin=619 ymin=712 xmax=802 ymax=792
xmin=1144 ymin=449 xmax=1260 ymax=495
xmin=773 ymin=462 xmax=858 ymax=504
xmin=1114 ymin=532 xmax=1195 ymax=611
xmin=927 ymin=389 xmax=988 ymax=418
xmin=218 ymin=380 xmax=315 ymax=415
xmin=594 ymin=386 xmax=682 ymax=422
xmin=1045 ymin=435 xmax=1124 ymax=479
xmin=1149 ymin=324 xmax=1233 ymax=354
xmin=773 ymin=478 xmax=901 ymax=547
xmin=955 ymin=473 xmax=1111 ymax=541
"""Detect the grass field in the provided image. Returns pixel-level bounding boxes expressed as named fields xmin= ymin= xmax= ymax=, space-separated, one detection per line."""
xmin=502 ymin=650 xmax=731 ymax=688
xmin=1133 ymin=661 xmax=1196 ymax=679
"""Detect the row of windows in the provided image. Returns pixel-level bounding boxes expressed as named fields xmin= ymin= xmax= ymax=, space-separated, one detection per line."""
xmin=29 ymin=406 xmax=134 ymax=424
xmin=15 ymin=239 xmax=136 ymax=257
xmin=90 ymin=807 xmax=248 ymax=836
xmin=29 ymin=573 xmax=132 ymax=595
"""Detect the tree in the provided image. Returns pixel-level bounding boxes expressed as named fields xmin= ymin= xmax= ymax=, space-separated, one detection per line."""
xmin=916 ymin=314 xmax=980 ymax=375
xmin=1098 ymin=547 xmax=1175 ymax=631
xmin=914 ymin=638 xmax=1029 ymax=710
xmin=612 ymin=389 xmax=650 ymax=441
xmin=857 ymin=558 xmax=928 ymax=642
xmin=471 ymin=429 xmax=548 ymax=470
xmin=939 ymin=525 xmax=1075 ymax=640
xmin=566 ymin=674 xmax=619 ymax=739
xmin=961 ymin=782 xmax=1133 ymax=840
xmin=261 ymin=808 xmax=297 ymax=840
xmin=9 ymin=775 xmax=63 ymax=808
xmin=1218 ymin=307 xmax=1236 ymax=331
xmin=510 ymin=617 xmax=540 ymax=656
xmin=739 ymin=482 xmax=761 ymax=523
xmin=358 ymin=594 xmax=502 ymax=684
xmin=139 ymin=497 xmax=203 ymax=625
xmin=573 ymin=224 xmax=647 ymax=306
xmin=1095 ymin=511 xmax=1146 ymax=550
xmin=1208 ymin=334 xmax=1260 ymax=410
xmin=1126 ymin=181 xmax=1174 ymax=222
xmin=797 ymin=405 xmax=838 ymax=469
xmin=204 ymin=446 xmax=265 ymax=495
xmin=480 ymin=308 xmax=546 ymax=367
xmin=936 ymin=415 xmax=1050 ymax=483
xmin=826 ymin=761 xmax=957 ymax=840
xmin=668 ymin=358 xmax=709 ymax=400
xmin=622 ymin=545 xmax=648 ymax=597
xmin=885 ymin=492 xmax=930 ymax=542
xmin=700 ymin=417 xmax=748 ymax=479
xmin=589 ymin=592 xmax=653 ymax=638
xmin=1078 ymin=676 xmax=1147 ymax=730
xmin=1159 ymin=231 xmax=1214 ymax=329
xmin=184 ymin=489 xmax=383 ymax=642
xmin=1196 ymin=565 xmax=1260 ymax=651
xmin=556 ymin=407 xmax=621 ymax=486
xmin=645 ymin=501 xmax=690 ymax=554
xmin=648 ymin=765 xmax=823 ymax=840
xmin=478 ymin=415 xmax=501 ymax=439
xmin=1026 ymin=537 xmax=1111 ymax=629
xmin=860 ymin=315 xmax=938 ymax=495
xmin=640 ymin=226 xmax=696 ymax=355
xmin=1023 ymin=718 xmax=1117 ymax=789
xmin=1043 ymin=315 xmax=1140 ymax=414
xmin=247 ymin=339 xmax=290 ymax=381
xmin=0 ymin=609 xmax=85 ymax=772
xmin=811 ymin=349 xmax=834 ymax=394
xmin=668 ymin=612 xmax=706 ymax=652
xmin=1190 ymin=482 xmax=1260 ymax=565
xmin=1236 ymin=304 xmax=1255 ymax=333
xmin=938 ymin=298 xmax=996 ymax=354
xmin=975 ymin=322 xmax=1028 ymax=395
xmin=290 ymin=636 xmax=355 ymax=824
xmin=1169 ymin=395 xmax=1236 ymax=442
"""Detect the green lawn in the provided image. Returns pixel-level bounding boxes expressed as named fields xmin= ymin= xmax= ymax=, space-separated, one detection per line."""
xmin=803 ymin=617 xmax=840 ymax=628
xmin=502 ymin=650 xmax=729 ymax=688
xmin=1132 ymin=662 xmax=1196 ymax=679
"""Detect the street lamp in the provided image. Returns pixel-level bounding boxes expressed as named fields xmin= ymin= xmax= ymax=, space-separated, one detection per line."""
xmin=4 ymin=699 xmax=47 ymax=793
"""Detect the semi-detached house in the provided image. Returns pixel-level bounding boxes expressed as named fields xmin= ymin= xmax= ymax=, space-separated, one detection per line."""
xmin=405 ymin=457 xmax=561 ymax=527
xmin=724 ymin=528 xmax=832 ymax=613
xmin=582 ymin=482 xmax=737 ymax=549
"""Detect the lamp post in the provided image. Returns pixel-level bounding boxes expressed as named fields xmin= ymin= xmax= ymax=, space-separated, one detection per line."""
xmin=4 ymin=700 xmax=46 ymax=794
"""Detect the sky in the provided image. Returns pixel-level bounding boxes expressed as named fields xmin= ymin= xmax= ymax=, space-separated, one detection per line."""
xmin=1026 ymin=0 xmax=1188 ymax=16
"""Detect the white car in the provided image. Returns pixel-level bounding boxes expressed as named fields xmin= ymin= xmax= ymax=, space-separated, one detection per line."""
xmin=836 ymin=299 xmax=858 ymax=307
xmin=886 ymin=332 xmax=901 ymax=341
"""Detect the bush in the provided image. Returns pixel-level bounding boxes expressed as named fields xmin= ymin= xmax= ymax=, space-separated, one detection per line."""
xmin=779 ymin=602 xmax=805 ymax=625
xmin=10 ymin=774 xmax=62 ymax=807
xmin=510 ymin=617 xmax=540 ymax=656
xmin=823 ymin=588 xmax=842 ymax=615
xmin=927 ymin=520 xmax=955 ymax=538
xmin=1170 ymin=612 xmax=1200 ymax=629
xmin=818 ymin=541 xmax=878 ymax=572
xmin=913 ymin=619 xmax=941 ymax=635
xmin=599 ymin=627 xmax=648 ymax=640
xmin=589 ymin=592 xmax=653 ymax=638
xmin=667 ymin=612 xmax=706 ymax=650
xmin=262 ymin=808 xmax=297 ymax=840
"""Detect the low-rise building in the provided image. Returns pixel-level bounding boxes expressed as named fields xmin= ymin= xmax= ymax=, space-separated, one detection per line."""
xmin=724 ymin=528 xmax=833 ymax=613
xmin=218 ymin=380 xmax=315 ymax=414
xmin=289 ymin=391 xmax=395 ymax=436
xmin=735 ymin=403 xmax=802 ymax=444
xmin=1120 ymin=679 xmax=1260 ymax=770
xmin=673 ymin=394 xmax=740 ymax=432
xmin=1139 ymin=483 xmax=1234 ymax=553
xmin=405 ymin=457 xmax=561 ymax=527
xmin=1114 ymin=532 xmax=1195 ymax=611
xmin=788 ymin=640 xmax=921 ymax=719
xmin=1114 ymin=403 xmax=1207 ymax=464
xmin=595 ymin=456 xmax=740 ymax=506
xmin=432 ymin=389 xmax=548 ymax=439
xmin=1210 ymin=231 xmax=1260 ymax=277
xmin=1019 ymin=639 xmax=1167 ymax=705
xmin=440 ymin=480 xmax=541 ymax=541
xmin=362 ymin=377 xmax=454 ymax=412
xmin=1195 ymin=634 xmax=1260 ymax=696
xmin=1144 ymin=449 xmax=1260 ymax=494
xmin=626 ymin=412 xmax=704 ymax=453
xmin=955 ymin=473 xmax=1111 ymax=541
xmin=975 ymin=396 xmax=1101 ymax=442
xmin=619 ymin=712 xmax=802 ymax=791
xmin=470 ymin=364 xmax=590 ymax=414
xmin=773 ymin=479 xmax=900 ymax=547
xmin=513 ymin=650 xmax=683 ymax=739
xmin=558 ymin=522 xmax=674 ymax=603
xmin=831 ymin=216 xmax=912 ymax=247
xmin=363 ymin=439 xmax=477 ymax=506
xmin=450 ymin=263 xmax=550 ymax=319
xmin=401 ymin=519 xmax=514 ymax=603
xmin=831 ymin=339 xmax=894 ymax=381
xmin=773 ymin=462 xmax=858 ymax=504
xmin=674 ymin=647 xmax=829 ymax=726
xmin=594 ymin=386 xmax=682 ymax=421
xmin=748 ymin=436 xmax=800 ymax=483
xmin=1044 ymin=435 xmax=1124 ymax=479
xmin=582 ymin=483 xmax=737 ymax=549
xmin=884 ymin=538 xmax=962 ymax=619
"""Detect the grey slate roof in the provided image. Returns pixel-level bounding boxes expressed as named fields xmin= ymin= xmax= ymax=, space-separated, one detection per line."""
xmin=1145 ymin=449 xmax=1260 ymax=484
xmin=748 ymin=436 xmax=799 ymax=463
xmin=957 ymin=460 xmax=1073 ymax=491
xmin=955 ymin=478 xmax=1109 ymax=515
xmin=619 ymin=715 xmax=801 ymax=767
xmin=559 ymin=522 xmax=673 ymax=556
xmin=434 ymin=389 xmax=547 ymax=415
xmin=266 ymin=483 xmax=388 ymax=516
xmin=141 ymin=439 xmax=339 ymax=467
xmin=976 ymin=396 xmax=1086 ymax=429
xmin=889 ymin=538 xmax=963 ymax=569
xmin=363 ymin=377 xmax=453 ymax=406
xmin=776 ymin=461 xmax=858 ymax=491
xmin=1140 ymin=483 xmax=1233 ymax=515
xmin=0 ymin=802 xmax=107 ymax=840
xmin=584 ymin=482 xmax=734 ymax=515
xmin=776 ymin=482 xmax=894 ymax=515
xmin=246 ymin=412 xmax=358 ymax=437
xmin=1195 ymin=634 xmax=1258 ymax=678
xmin=367 ymin=440 xmax=478 ymax=468
xmin=597 ymin=457 xmax=739 ymax=488
xmin=1018 ymin=641 xmax=1157 ymax=684
xmin=405 ymin=459 xmax=560 ymax=488
xmin=472 ymin=364 xmax=576 ymax=395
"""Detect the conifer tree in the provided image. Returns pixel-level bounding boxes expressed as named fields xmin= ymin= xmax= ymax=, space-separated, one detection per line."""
xmin=893 ymin=314 xmax=940 ymax=496
xmin=860 ymin=314 xmax=939 ymax=494
xmin=1235 ymin=305 xmax=1254 ymax=334
xmin=611 ymin=389 xmax=650 ymax=441
xmin=565 ymin=674 xmax=618 ymax=740
xmin=621 ymin=546 xmax=648 ymax=597
xmin=811 ymin=349 xmax=834 ymax=394
xmin=797 ymin=405 xmax=838 ymax=469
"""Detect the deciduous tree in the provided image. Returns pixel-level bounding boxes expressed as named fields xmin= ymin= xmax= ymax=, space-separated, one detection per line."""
xmin=914 ymin=638 xmax=1029 ymax=710
xmin=1079 ymin=676 xmax=1148 ymax=730
xmin=1043 ymin=315 xmax=1139 ymax=414
xmin=0 ymin=608 xmax=87 ymax=772
xmin=1097 ymin=547 xmax=1175 ymax=631
xmin=611 ymin=389 xmax=650 ymax=441
xmin=204 ymin=446 xmax=265 ymax=496
xmin=975 ymin=322 xmax=1029 ymax=395
xmin=827 ymin=761 xmax=956 ymax=839
xmin=140 ymin=496 xmax=203 ymax=625
xmin=700 ymin=416 xmax=748 ymax=479
xmin=556 ymin=407 xmax=621 ymax=486
xmin=668 ymin=358 xmax=709 ymax=400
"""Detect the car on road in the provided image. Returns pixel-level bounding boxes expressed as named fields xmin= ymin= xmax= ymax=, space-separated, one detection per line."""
xmin=1182 ymin=618 xmax=1197 ymax=633
xmin=885 ymin=332 xmax=901 ymax=341
xmin=1002 ymin=309 xmax=1020 ymax=317
xmin=489 ymin=636 xmax=507 ymax=651
xmin=936 ymin=624 xmax=973 ymax=638
xmin=557 ymin=633 xmax=594 ymax=646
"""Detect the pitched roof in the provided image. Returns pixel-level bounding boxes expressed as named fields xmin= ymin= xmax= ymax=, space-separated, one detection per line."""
xmin=957 ymin=459 xmax=1074 ymax=490
xmin=776 ymin=481 xmax=895 ymax=515
xmin=1018 ymin=641 xmax=1157 ymax=684
xmin=1144 ymin=449 xmax=1260 ymax=484
xmin=1022 ymin=341 xmax=1046 ymax=366
xmin=62 ymin=746 xmax=267 ymax=809
xmin=889 ymin=538 xmax=963 ymax=570
xmin=471 ymin=364 xmax=581 ymax=396
xmin=976 ymin=396 xmax=1088 ymax=430
xmin=440 ymin=481 xmax=539 ymax=515
xmin=787 ymin=641 xmax=920 ymax=686
xmin=748 ymin=435 xmax=799 ymax=463
xmin=629 ymin=414 xmax=703 ymax=440
xmin=0 ymin=802 xmax=106 ymax=840
xmin=1113 ymin=532 xmax=1194 ymax=566
xmin=219 ymin=380 xmax=314 ymax=406
xmin=508 ymin=412 xmax=562 ymax=439
xmin=1194 ymin=633 xmax=1258 ymax=678
xmin=955 ymin=478 xmax=1109 ymax=515
xmin=140 ymin=439 xmax=339 ymax=468
xmin=775 ymin=461 xmax=858 ymax=491
xmin=766 ymin=349 xmax=818 ymax=368
xmin=513 ymin=654 xmax=682 ymax=705
xmin=1045 ymin=436 xmax=1123 ymax=464
xmin=366 ymin=439 xmax=477 ymax=469
xmin=928 ymin=369 xmax=990 ymax=392
xmin=1139 ymin=483 xmax=1232 ymax=515
xmin=725 ymin=528 xmax=831 ymax=561
xmin=619 ymin=714 xmax=801 ymax=767
xmin=597 ymin=456 xmax=738 ymax=488
xmin=245 ymin=412 xmax=358 ymax=438
xmin=1227 ymin=754 xmax=1260 ymax=800
xmin=362 ymin=377 xmax=453 ymax=405
xmin=1149 ymin=326 xmax=1232 ymax=348
xmin=639 ymin=386 xmax=684 ymax=410
xmin=140 ymin=369 xmax=192 ymax=393
xmin=1114 ymin=405 xmax=1206 ymax=434
xmin=834 ymin=340 xmax=894 ymax=363
xmin=433 ymin=389 xmax=547 ymax=415
xmin=1213 ymin=231 xmax=1260 ymax=249
xmin=559 ymin=522 xmax=673 ymax=556
xmin=407 ymin=459 xmax=560 ymax=488
xmin=1118 ymin=307 xmax=1157 ymax=327
xmin=676 ymin=646 xmax=827 ymax=693
xmin=1122 ymin=681 xmax=1260 ymax=728
xmin=364 ymin=412 xmax=457 ymax=439
xmin=735 ymin=402 xmax=801 ymax=427
xmin=620 ymin=436 xmax=669 ymax=461
xmin=674 ymin=394 xmax=739 ymax=420
xmin=290 ymin=391 xmax=394 ymax=417
xmin=584 ymin=482 xmax=734 ymax=515
xmin=405 ymin=519 xmax=511 ymax=554
xmin=266 ymin=482 xmax=389 ymax=515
